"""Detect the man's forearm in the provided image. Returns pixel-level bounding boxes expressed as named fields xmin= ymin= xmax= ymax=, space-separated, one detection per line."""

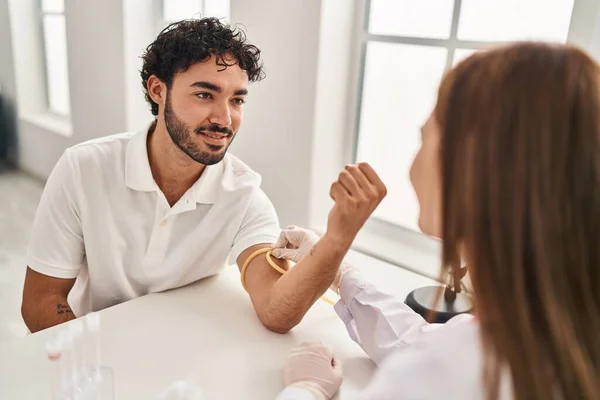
xmin=261 ymin=233 xmax=350 ymax=332
xmin=22 ymin=294 xmax=76 ymax=333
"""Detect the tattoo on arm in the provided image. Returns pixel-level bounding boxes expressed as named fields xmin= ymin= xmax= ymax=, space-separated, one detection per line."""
xmin=57 ymin=303 xmax=73 ymax=316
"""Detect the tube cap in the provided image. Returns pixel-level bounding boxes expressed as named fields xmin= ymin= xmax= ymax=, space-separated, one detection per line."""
xmin=45 ymin=336 xmax=62 ymax=361
xmin=69 ymin=319 xmax=84 ymax=338
xmin=85 ymin=312 xmax=101 ymax=332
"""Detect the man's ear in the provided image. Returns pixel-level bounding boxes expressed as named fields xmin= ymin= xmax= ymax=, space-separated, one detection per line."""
xmin=147 ymin=75 xmax=166 ymax=108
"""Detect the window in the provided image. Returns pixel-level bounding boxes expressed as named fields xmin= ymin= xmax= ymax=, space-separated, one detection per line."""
xmin=41 ymin=0 xmax=71 ymax=116
xmin=161 ymin=0 xmax=230 ymax=23
xmin=349 ymin=0 xmax=576 ymax=276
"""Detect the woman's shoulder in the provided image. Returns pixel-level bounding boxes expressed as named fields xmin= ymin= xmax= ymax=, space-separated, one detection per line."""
xmin=389 ymin=315 xmax=483 ymax=376
xmin=359 ymin=317 xmax=488 ymax=399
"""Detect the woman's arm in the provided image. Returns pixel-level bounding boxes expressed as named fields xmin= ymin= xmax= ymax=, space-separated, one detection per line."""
xmin=334 ymin=271 xmax=471 ymax=365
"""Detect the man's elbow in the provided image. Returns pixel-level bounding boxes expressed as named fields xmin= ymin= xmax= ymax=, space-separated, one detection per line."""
xmin=20 ymin=300 xmax=27 ymax=323
xmin=259 ymin=310 xmax=302 ymax=334
xmin=261 ymin=319 xmax=295 ymax=334
xmin=20 ymin=295 xmax=36 ymax=332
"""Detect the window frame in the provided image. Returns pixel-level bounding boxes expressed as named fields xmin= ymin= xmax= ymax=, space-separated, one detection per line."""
xmin=344 ymin=0 xmax=599 ymax=278
xmin=157 ymin=0 xmax=231 ymax=30
xmin=160 ymin=0 xmax=203 ymax=25
xmin=39 ymin=0 xmax=71 ymax=118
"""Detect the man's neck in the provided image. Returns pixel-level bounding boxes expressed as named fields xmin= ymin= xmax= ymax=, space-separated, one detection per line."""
xmin=147 ymin=119 xmax=206 ymax=206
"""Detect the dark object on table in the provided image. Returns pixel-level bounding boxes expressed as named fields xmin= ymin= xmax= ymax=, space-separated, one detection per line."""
xmin=405 ymin=264 xmax=473 ymax=323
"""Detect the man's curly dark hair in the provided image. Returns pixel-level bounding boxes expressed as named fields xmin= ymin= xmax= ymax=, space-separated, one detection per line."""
xmin=140 ymin=17 xmax=265 ymax=116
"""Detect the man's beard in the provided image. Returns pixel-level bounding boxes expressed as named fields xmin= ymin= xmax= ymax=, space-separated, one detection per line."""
xmin=164 ymin=90 xmax=235 ymax=165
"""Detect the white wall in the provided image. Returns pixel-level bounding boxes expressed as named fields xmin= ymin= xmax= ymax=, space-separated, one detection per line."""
xmin=5 ymin=0 xmax=600 ymax=228
xmin=229 ymin=0 xmax=323 ymax=228
xmin=4 ymin=0 xmax=327 ymax=228
xmin=4 ymin=0 xmax=331 ymax=228
xmin=6 ymin=0 xmax=153 ymax=179
xmin=0 ymin=0 xmax=18 ymax=163
xmin=7 ymin=0 xmax=47 ymax=117
xmin=568 ymin=0 xmax=600 ymax=60
xmin=66 ymin=0 xmax=129 ymax=142
xmin=0 ymin=0 xmax=15 ymax=100
xmin=8 ymin=0 xmax=71 ymax=177
xmin=4 ymin=0 xmax=335 ymax=231
xmin=309 ymin=0 xmax=357 ymax=229
xmin=123 ymin=0 xmax=156 ymax=133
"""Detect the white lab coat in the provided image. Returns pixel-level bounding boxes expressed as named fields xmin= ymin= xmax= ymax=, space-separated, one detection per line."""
xmin=276 ymin=272 xmax=512 ymax=400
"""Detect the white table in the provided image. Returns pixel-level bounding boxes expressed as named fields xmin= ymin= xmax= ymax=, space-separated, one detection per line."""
xmin=0 ymin=251 xmax=435 ymax=399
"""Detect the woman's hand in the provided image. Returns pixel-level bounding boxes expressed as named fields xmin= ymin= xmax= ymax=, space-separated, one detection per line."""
xmin=284 ymin=342 xmax=343 ymax=400
xmin=271 ymin=226 xmax=320 ymax=263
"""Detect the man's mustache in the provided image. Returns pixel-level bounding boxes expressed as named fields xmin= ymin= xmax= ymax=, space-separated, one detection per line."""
xmin=195 ymin=124 xmax=234 ymax=136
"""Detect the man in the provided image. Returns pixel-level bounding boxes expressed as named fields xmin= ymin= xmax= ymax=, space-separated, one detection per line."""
xmin=21 ymin=18 xmax=386 ymax=334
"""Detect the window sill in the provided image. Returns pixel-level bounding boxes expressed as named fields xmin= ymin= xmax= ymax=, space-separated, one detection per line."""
xmin=315 ymin=221 xmax=474 ymax=293
xmin=343 ymin=245 xmax=439 ymax=297
xmin=315 ymin=223 xmax=442 ymax=281
xmin=20 ymin=112 xmax=73 ymax=137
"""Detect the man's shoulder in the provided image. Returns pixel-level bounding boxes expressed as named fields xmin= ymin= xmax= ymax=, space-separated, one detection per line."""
xmin=222 ymin=153 xmax=258 ymax=175
xmin=69 ymin=131 xmax=135 ymax=155
xmin=376 ymin=320 xmax=484 ymax=399
xmin=221 ymin=153 xmax=262 ymax=189
xmin=65 ymin=131 xmax=136 ymax=169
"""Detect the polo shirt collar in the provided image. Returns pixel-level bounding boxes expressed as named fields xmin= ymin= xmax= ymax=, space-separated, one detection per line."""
xmin=125 ymin=126 xmax=155 ymax=192
xmin=125 ymin=125 xmax=224 ymax=205
xmin=188 ymin=161 xmax=223 ymax=204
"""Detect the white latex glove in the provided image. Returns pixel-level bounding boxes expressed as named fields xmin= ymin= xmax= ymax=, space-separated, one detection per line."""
xmin=271 ymin=226 xmax=320 ymax=263
xmin=272 ymin=226 xmax=359 ymax=294
xmin=284 ymin=342 xmax=343 ymax=400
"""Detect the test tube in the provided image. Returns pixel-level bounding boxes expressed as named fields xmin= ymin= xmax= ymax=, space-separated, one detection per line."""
xmin=85 ymin=312 xmax=101 ymax=379
xmin=45 ymin=335 xmax=64 ymax=400
xmin=156 ymin=380 xmax=206 ymax=400
xmin=85 ymin=312 xmax=115 ymax=400
xmin=69 ymin=320 xmax=86 ymax=397
xmin=58 ymin=330 xmax=73 ymax=399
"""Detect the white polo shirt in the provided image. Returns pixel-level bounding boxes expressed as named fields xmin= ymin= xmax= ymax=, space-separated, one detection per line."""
xmin=27 ymin=127 xmax=280 ymax=316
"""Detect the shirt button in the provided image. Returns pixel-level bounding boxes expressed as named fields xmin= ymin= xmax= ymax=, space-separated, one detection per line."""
xmin=160 ymin=220 xmax=167 ymax=227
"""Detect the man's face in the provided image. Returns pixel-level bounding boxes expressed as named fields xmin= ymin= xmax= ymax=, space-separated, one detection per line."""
xmin=162 ymin=54 xmax=249 ymax=165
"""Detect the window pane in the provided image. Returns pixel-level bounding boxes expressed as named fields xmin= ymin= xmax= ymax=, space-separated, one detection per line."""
xmin=163 ymin=0 xmax=203 ymax=21
xmin=369 ymin=0 xmax=455 ymax=39
xmin=356 ymin=42 xmax=447 ymax=230
xmin=203 ymin=0 xmax=230 ymax=21
xmin=457 ymin=0 xmax=574 ymax=42
xmin=452 ymin=48 xmax=477 ymax=66
xmin=43 ymin=15 xmax=70 ymax=115
xmin=42 ymin=0 xmax=64 ymax=13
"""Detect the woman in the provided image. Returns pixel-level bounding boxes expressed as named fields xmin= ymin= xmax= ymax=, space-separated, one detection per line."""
xmin=275 ymin=42 xmax=600 ymax=400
